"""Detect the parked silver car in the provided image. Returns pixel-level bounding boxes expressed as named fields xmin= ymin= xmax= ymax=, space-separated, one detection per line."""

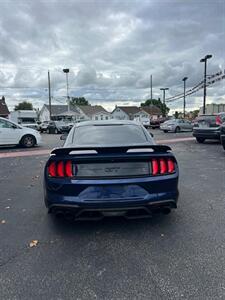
xmin=160 ymin=119 xmax=193 ymax=133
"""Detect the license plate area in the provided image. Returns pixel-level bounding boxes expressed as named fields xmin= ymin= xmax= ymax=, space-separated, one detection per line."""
xmin=74 ymin=162 xmax=151 ymax=178
xmin=78 ymin=184 xmax=148 ymax=200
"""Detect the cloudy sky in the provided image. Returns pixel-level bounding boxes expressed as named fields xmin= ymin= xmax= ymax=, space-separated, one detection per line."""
xmin=0 ymin=0 xmax=224 ymax=113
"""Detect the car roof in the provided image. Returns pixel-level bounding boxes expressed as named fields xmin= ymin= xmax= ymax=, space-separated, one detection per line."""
xmin=75 ymin=120 xmax=140 ymax=127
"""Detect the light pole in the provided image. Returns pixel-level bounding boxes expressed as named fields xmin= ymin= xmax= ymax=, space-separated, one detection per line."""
xmin=182 ymin=77 xmax=188 ymax=118
xmin=160 ymin=87 xmax=169 ymax=117
xmin=48 ymin=70 xmax=52 ymax=120
xmin=200 ymin=54 xmax=212 ymax=114
xmin=63 ymin=68 xmax=70 ymax=112
xmin=150 ymin=74 xmax=153 ymax=100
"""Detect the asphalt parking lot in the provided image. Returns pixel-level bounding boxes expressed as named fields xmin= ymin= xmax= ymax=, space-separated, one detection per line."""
xmin=0 ymin=130 xmax=225 ymax=299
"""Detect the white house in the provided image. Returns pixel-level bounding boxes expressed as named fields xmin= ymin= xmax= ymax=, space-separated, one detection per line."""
xmin=135 ymin=105 xmax=162 ymax=120
xmin=39 ymin=104 xmax=82 ymax=122
xmin=111 ymin=106 xmax=141 ymax=120
xmin=39 ymin=104 xmax=111 ymax=122
xmin=77 ymin=105 xmax=111 ymax=121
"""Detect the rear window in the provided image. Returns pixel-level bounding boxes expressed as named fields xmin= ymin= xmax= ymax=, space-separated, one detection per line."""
xmin=197 ymin=115 xmax=216 ymax=122
xmin=72 ymin=124 xmax=148 ymax=146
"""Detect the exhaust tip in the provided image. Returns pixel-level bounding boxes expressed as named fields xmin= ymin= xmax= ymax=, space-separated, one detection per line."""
xmin=55 ymin=210 xmax=64 ymax=218
xmin=162 ymin=207 xmax=171 ymax=215
xmin=64 ymin=211 xmax=74 ymax=221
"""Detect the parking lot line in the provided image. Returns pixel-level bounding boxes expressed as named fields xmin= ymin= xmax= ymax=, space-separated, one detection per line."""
xmin=0 ymin=137 xmax=195 ymax=159
xmin=0 ymin=149 xmax=50 ymax=158
xmin=157 ymin=137 xmax=195 ymax=144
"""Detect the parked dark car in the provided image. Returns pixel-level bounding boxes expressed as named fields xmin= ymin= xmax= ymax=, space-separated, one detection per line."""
xmin=193 ymin=113 xmax=225 ymax=143
xmin=44 ymin=120 xmax=179 ymax=221
xmin=46 ymin=121 xmax=62 ymax=134
xmin=220 ymin=122 xmax=225 ymax=150
xmin=150 ymin=117 xmax=167 ymax=129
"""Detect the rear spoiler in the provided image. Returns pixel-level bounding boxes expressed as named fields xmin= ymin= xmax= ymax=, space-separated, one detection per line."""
xmin=51 ymin=145 xmax=172 ymax=156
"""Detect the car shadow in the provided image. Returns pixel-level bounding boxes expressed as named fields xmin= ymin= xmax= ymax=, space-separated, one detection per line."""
xmin=198 ymin=140 xmax=221 ymax=145
xmin=0 ymin=144 xmax=43 ymax=152
xmin=46 ymin=213 xmax=175 ymax=237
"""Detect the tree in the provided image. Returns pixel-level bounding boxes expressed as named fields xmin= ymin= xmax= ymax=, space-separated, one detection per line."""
xmin=14 ymin=101 xmax=33 ymax=111
xmin=192 ymin=109 xmax=199 ymax=119
xmin=140 ymin=98 xmax=170 ymax=116
xmin=70 ymin=97 xmax=89 ymax=106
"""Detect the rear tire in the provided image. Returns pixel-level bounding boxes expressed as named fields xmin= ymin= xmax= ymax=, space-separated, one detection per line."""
xmin=20 ymin=135 xmax=36 ymax=148
xmin=175 ymin=127 xmax=180 ymax=133
xmin=196 ymin=137 xmax=205 ymax=143
xmin=163 ymin=130 xmax=168 ymax=133
xmin=222 ymin=143 xmax=225 ymax=150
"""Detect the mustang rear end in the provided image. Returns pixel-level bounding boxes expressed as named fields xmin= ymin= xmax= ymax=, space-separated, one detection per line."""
xmin=44 ymin=145 xmax=179 ymax=220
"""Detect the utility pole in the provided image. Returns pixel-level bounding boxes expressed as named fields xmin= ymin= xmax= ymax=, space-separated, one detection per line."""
xmin=182 ymin=77 xmax=188 ymax=118
xmin=150 ymin=74 xmax=153 ymax=100
xmin=63 ymin=68 xmax=70 ymax=112
xmin=200 ymin=54 xmax=212 ymax=114
xmin=48 ymin=70 xmax=52 ymax=120
xmin=160 ymin=87 xmax=169 ymax=117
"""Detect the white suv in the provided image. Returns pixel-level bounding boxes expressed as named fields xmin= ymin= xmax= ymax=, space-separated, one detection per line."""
xmin=0 ymin=117 xmax=42 ymax=148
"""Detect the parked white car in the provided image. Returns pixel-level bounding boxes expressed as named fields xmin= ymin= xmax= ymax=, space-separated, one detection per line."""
xmin=39 ymin=121 xmax=50 ymax=133
xmin=0 ymin=117 xmax=42 ymax=148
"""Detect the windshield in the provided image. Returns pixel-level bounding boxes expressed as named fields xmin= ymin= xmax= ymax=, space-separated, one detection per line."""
xmin=72 ymin=124 xmax=149 ymax=146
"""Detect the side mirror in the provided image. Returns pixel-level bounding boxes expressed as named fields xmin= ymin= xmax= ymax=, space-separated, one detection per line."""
xmin=60 ymin=133 xmax=68 ymax=141
xmin=150 ymin=132 xmax=154 ymax=138
xmin=12 ymin=124 xmax=18 ymax=129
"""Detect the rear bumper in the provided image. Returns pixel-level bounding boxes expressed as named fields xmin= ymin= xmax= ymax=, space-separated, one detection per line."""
xmin=44 ymin=174 xmax=179 ymax=219
xmin=48 ymin=199 xmax=177 ymax=220
xmin=193 ymin=129 xmax=220 ymax=139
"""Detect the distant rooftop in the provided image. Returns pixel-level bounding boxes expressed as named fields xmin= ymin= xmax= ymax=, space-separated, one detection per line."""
xmin=0 ymin=97 xmax=9 ymax=116
xmin=141 ymin=105 xmax=162 ymax=115
xmin=45 ymin=104 xmax=80 ymax=115
xmin=77 ymin=105 xmax=109 ymax=116
xmin=116 ymin=106 xmax=140 ymax=115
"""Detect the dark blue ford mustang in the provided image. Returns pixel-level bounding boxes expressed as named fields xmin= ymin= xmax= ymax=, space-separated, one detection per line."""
xmin=44 ymin=120 xmax=179 ymax=220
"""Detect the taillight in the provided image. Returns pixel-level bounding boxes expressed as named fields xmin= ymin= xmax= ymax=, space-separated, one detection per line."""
xmin=168 ymin=159 xmax=175 ymax=173
xmin=151 ymin=158 xmax=175 ymax=176
xmin=65 ymin=161 xmax=73 ymax=177
xmin=57 ymin=161 xmax=64 ymax=177
xmin=48 ymin=162 xmax=56 ymax=177
xmin=159 ymin=159 xmax=167 ymax=174
xmin=48 ymin=160 xmax=73 ymax=178
xmin=152 ymin=159 xmax=159 ymax=175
